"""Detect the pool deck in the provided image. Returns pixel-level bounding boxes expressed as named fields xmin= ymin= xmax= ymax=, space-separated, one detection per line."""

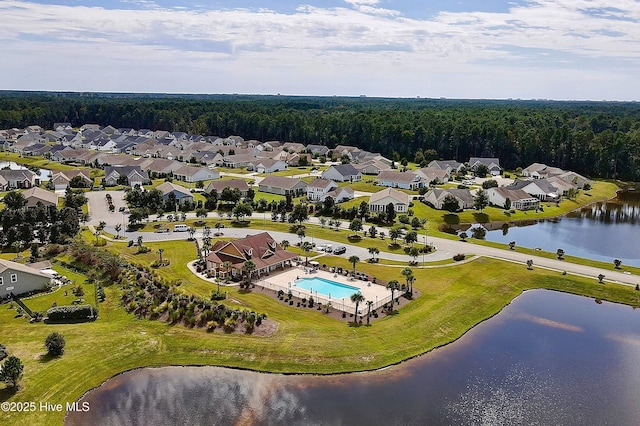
xmin=257 ymin=266 xmax=395 ymax=314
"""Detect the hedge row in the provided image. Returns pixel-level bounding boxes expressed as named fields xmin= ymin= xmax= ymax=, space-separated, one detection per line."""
xmin=46 ymin=305 xmax=97 ymax=321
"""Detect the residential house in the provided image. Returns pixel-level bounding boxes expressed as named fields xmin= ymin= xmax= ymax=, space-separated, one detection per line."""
xmin=204 ymin=179 xmax=250 ymax=197
xmin=468 ymin=157 xmax=502 ymax=176
xmin=321 ymin=164 xmax=362 ymax=182
xmin=307 ymin=178 xmax=338 ymax=201
xmin=558 ymin=171 xmax=591 ymax=189
xmin=53 ymin=123 xmax=72 ymax=131
xmin=173 ymin=165 xmax=220 ymax=183
xmin=258 ymin=176 xmax=307 ymax=196
xmin=103 ymin=166 xmax=150 ymax=188
xmin=324 ymin=186 xmax=354 ymax=204
xmin=509 ymin=179 xmax=560 ymax=201
xmin=376 ymin=170 xmax=424 ymax=190
xmin=414 ymin=167 xmax=450 ymax=184
xmin=285 ymin=152 xmax=312 ymax=167
xmin=547 ymin=176 xmax=578 ymax=197
xmin=25 ymin=125 xmax=44 ymax=134
xmin=0 ymin=169 xmax=37 ymax=189
xmin=50 ymin=169 xmax=93 ymax=190
xmin=368 ymin=188 xmax=410 ymax=213
xmin=23 ymin=187 xmax=59 ymax=208
xmin=223 ymin=153 xmax=256 ymax=168
xmin=306 ymin=144 xmax=330 ymax=156
xmin=282 ymin=142 xmax=306 ymax=153
xmin=428 ymin=160 xmax=464 ymax=174
xmin=205 ymin=232 xmax=297 ymax=279
xmin=353 ymin=159 xmax=391 ymax=175
xmin=521 ymin=163 xmax=564 ymax=179
xmin=0 ymin=258 xmax=52 ymax=299
xmin=424 ymin=188 xmax=474 ymax=210
xmin=248 ymin=159 xmax=288 ymax=174
xmin=156 ymin=182 xmax=194 ymax=205
xmin=487 ymin=187 xmax=540 ymax=211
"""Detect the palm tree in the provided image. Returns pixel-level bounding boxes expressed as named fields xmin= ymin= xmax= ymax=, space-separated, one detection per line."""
xmin=459 ymin=232 xmax=468 ymax=242
xmin=157 ymin=248 xmax=164 ymax=265
xmin=242 ymin=260 xmax=256 ymax=287
xmin=188 ymin=227 xmax=196 ymax=240
xmin=222 ymin=261 xmax=232 ymax=280
xmin=297 ymin=228 xmax=306 ymax=245
xmin=366 ymin=300 xmax=374 ymax=325
xmin=94 ymin=230 xmax=101 ymax=244
xmin=598 ymin=274 xmax=605 ymax=284
xmin=557 ymin=248 xmax=565 ymax=260
xmin=368 ymin=247 xmax=379 ymax=261
xmin=348 ymin=255 xmax=360 ymax=275
xmin=350 ymin=292 xmax=365 ymax=323
xmin=508 ymin=241 xmax=516 ymax=250
xmin=301 ymin=241 xmax=313 ymax=265
xmin=136 ymin=235 xmax=143 ymax=247
xmin=614 ymin=259 xmax=622 ymax=269
xmin=401 ymin=268 xmax=413 ymax=292
xmin=114 ymin=223 xmax=122 ymax=239
xmin=202 ymin=238 xmax=212 ymax=258
xmin=281 ymin=240 xmax=290 ymax=250
xmin=526 ymin=259 xmax=533 ymax=270
xmin=389 ymin=227 xmax=401 ymax=245
xmin=386 ymin=280 xmax=400 ymax=312
xmin=320 ymin=218 xmax=327 ymax=228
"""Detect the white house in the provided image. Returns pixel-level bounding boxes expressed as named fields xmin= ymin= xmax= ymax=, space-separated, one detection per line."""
xmin=258 ymin=176 xmax=307 ymax=196
xmin=321 ymin=164 xmax=362 ymax=182
xmin=173 ymin=165 xmax=220 ymax=183
xmin=368 ymin=188 xmax=410 ymax=213
xmin=307 ymin=178 xmax=338 ymax=201
xmin=156 ymin=181 xmax=194 ymax=205
xmin=509 ymin=179 xmax=560 ymax=201
xmin=469 ymin=157 xmax=502 ymax=176
xmin=424 ymin=188 xmax=474 ymax=210
xmin=487 ymin=187 xmax=540 ymax=210
xmin=414 ymin=167 xmax=450 ymax=184
xmin=248 ymin=159 xmax=288 ymax=174
xmin=376 ymin=170 xmax=424 ymax=190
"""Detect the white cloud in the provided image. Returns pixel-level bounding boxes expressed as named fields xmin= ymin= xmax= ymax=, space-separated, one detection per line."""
xmin=0 ymin=0 xmax=639 ymax=99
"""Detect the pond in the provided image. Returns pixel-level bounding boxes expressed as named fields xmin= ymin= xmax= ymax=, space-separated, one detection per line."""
xmin=484 ymin=190 xmax=640 ymax=267
xmin=65 ymin=290 xmax=640 ymax=425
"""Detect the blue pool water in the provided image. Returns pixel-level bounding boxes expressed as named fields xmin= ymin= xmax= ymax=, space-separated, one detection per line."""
xmin=294 ymin=277 xmax=360 ymax=299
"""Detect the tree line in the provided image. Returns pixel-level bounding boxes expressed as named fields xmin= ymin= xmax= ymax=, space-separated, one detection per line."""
xmin=1 ymin=93 xmax=640 ymax=179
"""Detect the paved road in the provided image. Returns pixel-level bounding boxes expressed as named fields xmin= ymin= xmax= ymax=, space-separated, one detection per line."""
xmin=88 ymin=189 xmax=639 ymax=287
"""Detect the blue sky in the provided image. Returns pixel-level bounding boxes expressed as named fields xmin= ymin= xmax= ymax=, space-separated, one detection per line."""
xmin=2 ymin=0 xmax=639 ymax=100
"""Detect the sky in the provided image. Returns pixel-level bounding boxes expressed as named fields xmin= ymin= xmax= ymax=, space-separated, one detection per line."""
xmin=1 ymin=0 xmax=639 ymax=100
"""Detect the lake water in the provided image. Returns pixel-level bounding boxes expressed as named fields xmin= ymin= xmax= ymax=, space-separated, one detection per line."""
xmin=484 ymin=190 xmax=640 ymax=267
xmin=65 ymin=290 xmax=640 ymax=425
xmin=0 ymin=160 xmax=51 ymax=181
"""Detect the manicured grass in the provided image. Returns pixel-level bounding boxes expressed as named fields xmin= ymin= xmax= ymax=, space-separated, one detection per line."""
xmin=0 ymin=152 xmax=78 ymax=171
xmin=216 ymin=167 xmax=253 ymax=174
xmin=2 ymin=252 xmax=640 ymax=425
xmin=257 ymin=167 xmax=317 ymax=177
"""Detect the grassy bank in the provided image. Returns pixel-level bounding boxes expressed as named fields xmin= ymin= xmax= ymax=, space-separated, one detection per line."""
xmin=2 ymin=243 xmax=639 ymax=425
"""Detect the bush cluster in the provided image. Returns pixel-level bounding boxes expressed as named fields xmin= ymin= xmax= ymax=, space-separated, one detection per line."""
xmin=46 ymin=304 xmax=97 ymax=321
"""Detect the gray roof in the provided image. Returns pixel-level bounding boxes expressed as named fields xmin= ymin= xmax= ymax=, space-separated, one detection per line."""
xmin=329 ymin=163 xmax=360 ymax=177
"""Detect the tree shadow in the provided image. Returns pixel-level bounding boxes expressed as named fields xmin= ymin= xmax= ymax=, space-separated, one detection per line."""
xmin=443 ymin=214 xmax=460 ymax=224
xmin=0 ymin=386 xmax=18 ymax=402
xmin=38 ymin=352 xmax=58 ymax=363
xmin=473 ymin=212 xmax=489 ymax=223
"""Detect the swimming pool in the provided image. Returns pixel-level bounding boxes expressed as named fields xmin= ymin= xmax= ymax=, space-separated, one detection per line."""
xmin=294 ymin=277 xmax=361 ymax=299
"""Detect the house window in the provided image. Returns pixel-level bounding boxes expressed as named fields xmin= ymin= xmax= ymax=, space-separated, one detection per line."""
xmin=10 ymin=273 xmax=17 ymax=283
xmin=0 ymin=276 xmax=3 ymax=285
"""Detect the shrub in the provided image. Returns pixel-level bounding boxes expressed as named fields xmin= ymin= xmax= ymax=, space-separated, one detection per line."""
xmin=453 ymin=253 xmax=466 ymax=261
xmin=211 ymin=291 xmax=227 ymax=301
xmin=46 ymin=305 xmax=97 ymax=322
xmin=0 ymin=343 xmax=7 ymax=361
xmin=45 ymin=332 xmax=66 ymax=356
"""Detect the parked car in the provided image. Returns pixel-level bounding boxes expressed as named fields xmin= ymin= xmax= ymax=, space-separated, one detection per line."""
xmin=333 ymin=246 xmax=346 ymax=255
xmin=118 ymin=206 xmax=126 ymax=212
xmin=155 ymin=227 xmax=170 ymax=233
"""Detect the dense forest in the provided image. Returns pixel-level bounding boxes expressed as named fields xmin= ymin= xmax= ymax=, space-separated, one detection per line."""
xmin=1 ymin=92 xmax=639 ymax=180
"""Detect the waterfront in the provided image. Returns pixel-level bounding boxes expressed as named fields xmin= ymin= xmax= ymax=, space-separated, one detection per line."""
xmin=66 ymin=290 xmax=640 ymax=425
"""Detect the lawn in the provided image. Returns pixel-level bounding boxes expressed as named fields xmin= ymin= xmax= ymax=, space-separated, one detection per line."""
xmin=0 ymin=152 xmax=78 ymax=171
xmin=2 ymin=249 xmax=639 ymax=425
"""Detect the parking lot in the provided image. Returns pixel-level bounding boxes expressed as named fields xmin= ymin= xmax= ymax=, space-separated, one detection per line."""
xmin=85 ymin=190 xmax=127 ymax=226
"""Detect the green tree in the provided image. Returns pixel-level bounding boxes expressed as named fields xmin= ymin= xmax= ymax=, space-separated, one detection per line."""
xmin=301 ymin=241 xmax=313 ymax=265
xmin=474 ymin=189 xmax=489 ymax=212
xmin=350 ymin=292 xmax=365 ymax=323
xmin=348 ymin=255 xmax=360 ymax=274
xmin=280 ymin=240 xmax=290 ymax=250
xmin=196 ymin=207 xmax=208 ymax=223
xmin=366 ymin=300 xmax=374 ymax=325
xmin=385 ymin=203 xmax=396 ymax=224
xmin=401 ymin=267 xmax=414 ymax=292
xmin=368 ymin=247 xmax=379 ymax=261
xmin=45 ymin=332 xmax=66 ymax=356
xmin=290 ymin=203 xmax=308 ymax=223
xmin=389 ymin=227 xmax=402 ymax=245
xmin=442 ymin=194 xmax=460 ymax=212
xmin=349 ymin=218 xmax=363 ymax=236
xmin=232 ymin=202 xmax=253 ymax=222
xmin=242 ymin=260 xmax=256 ymax=287
xmin=3 ymin=191 xmax=26 ymax=209
xmin=0 ymin=355 xmax=24 ymax=388
xmin=157 ymin=248 xmax=164 ymax=265
xmin=386 ymin=280 xmax=400 ymax=312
